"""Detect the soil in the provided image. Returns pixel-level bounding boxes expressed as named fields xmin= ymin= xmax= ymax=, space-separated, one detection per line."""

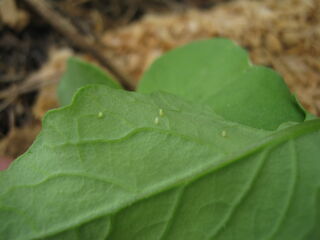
xmin=0 ymin=0 xmax=319 ymax=161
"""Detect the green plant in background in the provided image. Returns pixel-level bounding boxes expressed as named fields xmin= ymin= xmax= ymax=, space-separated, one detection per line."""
xmin=0 ymin=39 xmax=319 ymax=240
xmin=58 ymin=57 xmax=121 ymax=106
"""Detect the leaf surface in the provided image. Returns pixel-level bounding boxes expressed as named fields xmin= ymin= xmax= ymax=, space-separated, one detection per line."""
xmin=138 ymin=38 xmax=305 ymax=130
xmin=0 ymin=86 xmax=319 ymax=240
xmin=58 ymin=57 xmax=121 ymax=106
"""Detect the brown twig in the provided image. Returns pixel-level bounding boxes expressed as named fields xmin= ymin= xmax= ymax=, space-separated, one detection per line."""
xmin=23 ymin=0 xmax=135 ymax=90
xmin=0 ymin=71 xmax=61 ymax=106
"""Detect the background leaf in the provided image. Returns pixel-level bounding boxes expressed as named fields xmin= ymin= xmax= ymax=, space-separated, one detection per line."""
xmin=58 ymin=57 xmax=122 ymax=106
xmin=138 ymin=38 xmax=305 ymax=130
xmin=0 ymin=86 xmax=319 ymax=240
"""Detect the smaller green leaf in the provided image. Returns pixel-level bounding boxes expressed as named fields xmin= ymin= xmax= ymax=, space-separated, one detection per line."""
xmin=58 ymin=57 xmax=122 ymax=106
xmin=138 ymin=38 xmax=305 ymax=130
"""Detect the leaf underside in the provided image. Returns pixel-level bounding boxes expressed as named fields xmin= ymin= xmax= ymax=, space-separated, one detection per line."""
xmin=0 ymin=86 xmax=319 ymax=240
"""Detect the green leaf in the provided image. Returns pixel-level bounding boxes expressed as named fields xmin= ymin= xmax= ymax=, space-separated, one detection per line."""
xmin=138 ymin=38 xmax=305 ymax=130
xmin=1 ymin=86 xmax=319 ymax=240
xmin=58 ymin=57 xmax=122 ymax=106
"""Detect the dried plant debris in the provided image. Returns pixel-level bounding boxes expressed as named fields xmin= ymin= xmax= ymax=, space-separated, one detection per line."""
xmin=0 ymin=0 xmax=30 ymax=30
xmin=0 ymin=9 xmax=67 ymax=147
xmin=31 ymin=48 xmax=73 ymax=119
xmin=102 ymin=0 xmax=320 ymax=115
xmin=50 ymin=0 xmax=227 ymax=34
xmin=0 ymin=48 xmax=72 ymax=158
xmin=0 ymin=120 xmax=41 ymax=159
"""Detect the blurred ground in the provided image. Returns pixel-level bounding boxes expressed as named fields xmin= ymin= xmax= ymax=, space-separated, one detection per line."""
xmin=0 ymin=0 xmax=319 ymax=161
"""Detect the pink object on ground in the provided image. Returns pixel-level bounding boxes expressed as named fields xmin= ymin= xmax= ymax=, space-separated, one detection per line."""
xmin=0 ymin=156 xmax=13 ymax=171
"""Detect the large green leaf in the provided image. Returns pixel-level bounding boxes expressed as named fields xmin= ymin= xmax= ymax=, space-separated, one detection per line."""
xmin=138 ymin=38 xmax=305 ymax=130
xmin=58 ymin=57 xmax=121 ymax=106
xmin=0 ymin=86 xmax=319 ymax=240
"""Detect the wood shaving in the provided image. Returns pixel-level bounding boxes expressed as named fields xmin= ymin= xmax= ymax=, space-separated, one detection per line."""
xmin=0 ymin=0 xmax=30 ymax=30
